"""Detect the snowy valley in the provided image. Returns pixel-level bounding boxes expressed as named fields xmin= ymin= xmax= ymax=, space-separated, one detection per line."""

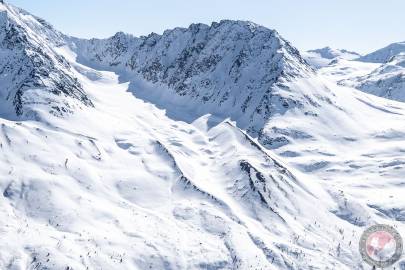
xmin=1 ymin=2 xmax=405 ymax=270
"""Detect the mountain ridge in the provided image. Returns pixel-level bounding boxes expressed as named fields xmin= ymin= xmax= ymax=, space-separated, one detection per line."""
xmin=302 ymin=47 xmax=361 ymax=68
xmin=308 ymin=46 xmax=360 ymax=60
xmin=358 ymin=41 xmax=405 ymax=63
xmin=2 ymin=3 xmax=405 ymax=270
xmin=0 ymin=2 xmax=93 ymax=119
xmin=341 ymin=53 xmax=405 ymax=101
xmin=66 ymin=19 xmax=324 ymax=141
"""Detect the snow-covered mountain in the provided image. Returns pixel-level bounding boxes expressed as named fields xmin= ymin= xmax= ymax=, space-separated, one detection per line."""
xmin=2 ymin=2 xmax=405 ymax=270
xmin=341 ymin=53 xmax=405 ymax=101
xmin=302 ymin=47 xmax=361 ymax=68
xmin=0 ymin=3 xmax=92 ymax=120
xmin=308 ymin=47 xmax=361 ymax=60
xmin=358 ymin=41 xmax=405 ymax=63
xmin=331 ymin=42 xmax=405 ymax=102
xmin=67 ymin=21 xmax=315 ymax=136
xmin=318 ymin=41 xmax=405 ymax=102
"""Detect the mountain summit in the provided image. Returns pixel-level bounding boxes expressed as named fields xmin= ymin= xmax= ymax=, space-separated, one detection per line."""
xmin=359 ymin=41 xmax=405 ymax=63
xmin=303 ymin=47 xmax=361 ymax=68
xmin=2 ymin=3 xmax=405 ymax=270
xmin=69 ymin=20 xmax=314 ymax=131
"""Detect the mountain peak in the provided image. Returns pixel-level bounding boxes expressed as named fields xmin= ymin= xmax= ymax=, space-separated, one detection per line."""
xmin=304 ymin=47 xmax=361 ymax=68
xmin=307 ymin=47 xmax=360 ymax=60
xmin=212 ymin=19 xmax=261 ymax=30
xmin=70 ymin=19 xmax=313 ymax=131
xmin=359 ymin=41 xmax=405 ymax=63
xmin=159 ymin=20 xmax=275 ymax=40
xmin=4 ymin=3 xmax=405 ymax=270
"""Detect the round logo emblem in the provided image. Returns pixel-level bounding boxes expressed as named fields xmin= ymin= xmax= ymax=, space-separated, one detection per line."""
xmin=359 ymin=224 xmax=403 ymax=268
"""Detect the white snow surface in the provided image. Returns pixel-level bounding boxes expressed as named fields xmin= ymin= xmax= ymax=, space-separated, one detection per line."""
xmin=334 ymin=54 xmax=405 ymax=102
xmin=359 ymin=41 xmax=405 ymax=63
xmin=1 ymin=2 xmax=405 ymax=270
xmin=0 ymin=3 xmax=92 ymax=119
xmin=302 ymin=47 xmax=361 ymax=68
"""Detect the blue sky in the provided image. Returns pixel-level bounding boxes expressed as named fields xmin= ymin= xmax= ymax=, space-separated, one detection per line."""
xmin=7 ymin=0 xmax=405 ymax=54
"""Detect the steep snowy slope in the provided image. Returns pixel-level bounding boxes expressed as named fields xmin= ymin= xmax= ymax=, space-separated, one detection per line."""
xmin=0 ymin=3 xmax=92 ymax=119
xmin=66 ymin=23 xmax=363 ymax=152
xmin=0 ymin=47 xmax=390 ymax=270
xmin=67 ymin=21 xmax=315 ymax=135
xmin=358 ymin=41 xmax=405 ymax=63
xmin=302 ymin=47 xmax=361 ymax=68
xmin=1 ymin=2 xmax=405 ymax=270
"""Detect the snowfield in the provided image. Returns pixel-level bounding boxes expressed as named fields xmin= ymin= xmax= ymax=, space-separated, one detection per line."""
xmin=302 ymin=47 xmax=361 ymax=69
xmin=1 ymin=2 xmax=405 ymax=270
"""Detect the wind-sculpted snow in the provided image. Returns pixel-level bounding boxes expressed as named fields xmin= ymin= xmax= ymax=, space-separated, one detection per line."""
xmin=2 ymin=1 xmax=405 ymax=269
xmin=0 ymin=3 xmax=92 ymax=119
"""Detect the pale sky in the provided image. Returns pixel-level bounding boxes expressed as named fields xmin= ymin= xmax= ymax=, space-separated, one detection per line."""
xmin=6 ymin=0 xmax=405 ymax=54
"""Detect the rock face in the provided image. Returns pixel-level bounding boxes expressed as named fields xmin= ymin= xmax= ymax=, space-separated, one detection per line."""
xmin=69 ymin=21 xmax=314 ymax=131
xmin=0 ymin=3 xmax=92 ymax=119
xmin=4 ymin=2 xmax=405 ymax=270
xmin=0 ymin=2 xmax=319 ymax=130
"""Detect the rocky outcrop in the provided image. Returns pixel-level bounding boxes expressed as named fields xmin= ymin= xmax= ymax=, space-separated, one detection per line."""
xmin=0 ymin=3 xmax=92 ymax=119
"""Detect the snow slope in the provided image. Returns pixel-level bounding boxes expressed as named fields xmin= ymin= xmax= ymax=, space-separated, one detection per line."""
xmin=67 ymin=20 xmax=314 ymax=136
xmin=318 ymin=41 xmax=405 ymax=102
xmin=302 ymin=47 xmax=361 ymax=68
xmin=342 ymin=53 xmax=405 ymax=101
xmin=1 ymin=2 xmax=405 ymax=270
xmin=0 ymin=3 xmax=92 ymax=120
xmin=0 ymin=47 xmax=358 ymax=269
xmin=359 ymin=41 xmax=405 ymax=63
xmin=328 ymin=51 xmax=405 ymax=102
